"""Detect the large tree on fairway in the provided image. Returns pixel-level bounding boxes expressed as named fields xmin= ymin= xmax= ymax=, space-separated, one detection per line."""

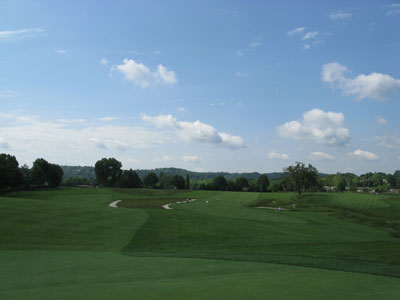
xmin=30 ymin=158 xmax=49 ymax=187
xmin=235 ymin=177 xmax=249 ymax=191
xmin=94 ymin=158 xmax=122 ymax=187
xmin=284 ymin=162 xmax=318 ymax=195
xmin=118 ymin=169 xmax=142 ymax=188
xmin=143 ymin=172 xmax=159 ymax=188
xmin=30 ymin=158 xmax=63 ymax=188
xmin=47 ymin=163 xmax=64 ymax=187
xmin=0 ymin=153 xmax=20 ymax=190
xmin=256 ymin=175 xmax=270 ymax=192
xmin=213 ymin=175 xmax=228 ymax=191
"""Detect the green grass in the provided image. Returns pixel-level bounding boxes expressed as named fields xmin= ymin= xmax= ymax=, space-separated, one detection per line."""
xmin=1 ymin=188 xmax=400 ymax=299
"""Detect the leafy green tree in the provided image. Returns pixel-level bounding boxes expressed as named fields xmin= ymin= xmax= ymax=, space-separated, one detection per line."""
xmin=118 ymin=169 xmax=142 ymax=188
xmin=269 ymin=180 xmax=284 ymax=192
xmin=227 ymin=180 xmax=238 ymax=191
xmin=94 ymin=158 xmax=122 ymax=187
xmin=30 ymin=158 xmax=50 ymax=187
xmin=256 ymin=175 xmax=270 ymax=192
xmin=213 ymin=175 xmax=228 ymax=191
xmin=185 ymin=174 xmax=190 ymax=190
xmin=284 ymin=162 xmax=318 ymax=195
xmin=173 ymin=175 xmax=186 ymax=190
xmin=335 ymin=174 xmax=347 ymax=191
xmin=143 ymin=172 xmax=159 ymax=188
xmin=235 ymin=177 xmax=249 ymax=191
xmin=0 ymin=153 xmax=20 ymax=190
xmin=19 ymin=164 xmax=31 ymax=189
xmin=47 ymin=163 xmax=64 ymax=187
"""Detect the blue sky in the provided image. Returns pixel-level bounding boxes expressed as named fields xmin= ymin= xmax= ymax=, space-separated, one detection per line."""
xmin=1 ymin=0 xmax=399 ymax=174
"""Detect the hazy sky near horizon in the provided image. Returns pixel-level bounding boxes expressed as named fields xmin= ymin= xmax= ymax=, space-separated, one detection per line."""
xmin=1 ymin=0 xmax=399 ymax=175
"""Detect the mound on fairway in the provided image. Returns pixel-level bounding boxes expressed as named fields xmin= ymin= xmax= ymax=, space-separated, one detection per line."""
xmin=1 ymin=188 xmax=399 ymax=300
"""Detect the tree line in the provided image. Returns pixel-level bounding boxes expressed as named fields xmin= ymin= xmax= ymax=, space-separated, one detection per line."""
xmin=0 ymin=153 xmax=63 ymax=193
xmin=3 ymin=154 xmax=399 ymax=194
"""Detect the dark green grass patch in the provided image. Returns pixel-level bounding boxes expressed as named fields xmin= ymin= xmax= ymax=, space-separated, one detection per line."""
xmin=119 ymin=198 xmax=186 ymax=209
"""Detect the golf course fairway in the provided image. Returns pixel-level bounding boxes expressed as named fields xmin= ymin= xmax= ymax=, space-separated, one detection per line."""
xmin=1 ymin=188 xmax=399 ymax=299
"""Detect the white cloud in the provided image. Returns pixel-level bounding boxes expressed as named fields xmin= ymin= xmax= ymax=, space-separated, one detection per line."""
xmin=141 ymin=114 xmax=246 ymax=149
xmin=0 ymin=28 xmax=44 ymax=39
xmin=329 ymin=12 xmax=352 ymax=20
xmin=350 ymin=149 xmax=379 ymax=160
xmin=97 ymin=116 xmax=119 ymax=122
xmin=236 ymin=50 xmax=244 ymax=56
xmin=302 ymin=31 xmax=319 ymax=40
xmin=0 ymin=90 xmax=15 ymax=98
xmin=309 ymin=151 xmax=334 ymax=160
xmin=112 ymin=59 xmax=177 ymax=87
xmin=57 ymin=119 xmax=86 ymax=124
xmin=182 ymin=155 xmax=201 ymax=163
xmin=177 ymin=107 xmax=186 ymax=113
xmin=154 ymin=64 xmax=177 ymax=85
xmin=287 ymin=27 xmax=306 ymax=35
xmin=376 ymin=115 xmax=388 ymax=125
xmin=236 ymin=71 xmax=248 ymax=77
xmin=0 ymin=137 xmax=10 ymax=149
xmin=57 ymin=49 xmax=66 ymax=55
xmin=153 ymin=50 xmax=161 ymax=55
xmin=249 ymin=41 xmax=261 ymax=47
xmin=267 ymin=152 xmax=290 ymax=160
xmin=154 ymin=155 xmax=174 ymax=163
xmin=387 ymin=3 xmax=400 ymax=15
xmin=377 ymin=135 xmax=400 ymax=149
xmin=277 ymin=108 xmax=350 ymax=146
xmin=322 ymin=62 xmax=400 ymax=101
xmin=0 ymin=113 xmax=172 ymax=166
xmin=100 ymin=58 xmax=108 ymax=65
xmin=141 ymin=114 xmax=180 ymax=129
xmin=302 ymin=44 xmax=311 ymax=50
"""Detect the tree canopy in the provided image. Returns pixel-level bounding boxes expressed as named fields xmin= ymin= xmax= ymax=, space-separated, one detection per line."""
xmin=94 ymin=158 xmax=122 ymax=187
xmin=284 ymin=162 xmax=318 ymax=195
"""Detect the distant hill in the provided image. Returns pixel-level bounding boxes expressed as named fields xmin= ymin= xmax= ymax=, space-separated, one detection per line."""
xmin=61 ymin=166 xmax=285 ymax=181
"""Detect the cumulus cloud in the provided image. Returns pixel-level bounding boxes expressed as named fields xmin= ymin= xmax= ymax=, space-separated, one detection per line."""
xmin=278 ymin=108 xmax=350 ymax=146
xmin=376 ymin=115 xmax=388 ymax=125
xmin=249 ymin=41 xmax=261 ymax=47
xmin=57 ymin=49 xmax=66 ymax=55
xmin=141 ymin=114 xmax=246 ymax=149
xmin=376 ymin=134 xmax=400 ymax=149
xmin=267 ymin=152 xmax=290 ymax=160
xmin=287 ymin=27 xmax=306 ymax=35
xmin=0 ymin=137 xmax=10 ymax=149
xmin=154 ymin=155 xmax=174 ymax=163
xmin=0 ymin=112 xmax=172 ymax=165
xmin=302 ymin=31 xmax=319 ymax=40
xmin=57 ymin=118 xmax=86 ymax=124
xmin=100 ymin=58 xmax=108 ymax=65
xmin=387 ymin=3 xmax=400 ymax=16
xmin=309 ymin=151 xmax=334 ymax=160
xmin=329 ymin=12 xmax=352 ymax=20
xmin=112 ymin=59 xmax=177 ymax=87
xmin=236 ymin=71 xmax=248 ymax=77
xmin=0 ymin=28 xmax=44 ymax=39
xmin=182 ymin=155 xmax=201 ymax=163
xmin=322 ymin=62 xmax=400 ymax=101
xmin=0 ymin=90 xmax=15 ymax=98
xmin=141 ymin=114 xmax=180 ymax=129
xmin=97 ymin=116 xmax=119 ymax=122
xmin=349 ymin=149 xmax=379 ymax=160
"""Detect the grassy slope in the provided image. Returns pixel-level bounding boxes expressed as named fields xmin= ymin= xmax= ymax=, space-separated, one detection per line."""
xmin=0 ymin=188 xmax=399 ymax=299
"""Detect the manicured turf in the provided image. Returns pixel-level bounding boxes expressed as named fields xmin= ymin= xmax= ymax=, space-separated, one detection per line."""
xmin=1 ymin=188 xmax=399 ymax=299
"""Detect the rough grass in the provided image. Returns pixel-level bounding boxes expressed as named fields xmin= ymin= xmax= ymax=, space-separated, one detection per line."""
xmin=1 ymin=188 xmax=400 ymax=299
